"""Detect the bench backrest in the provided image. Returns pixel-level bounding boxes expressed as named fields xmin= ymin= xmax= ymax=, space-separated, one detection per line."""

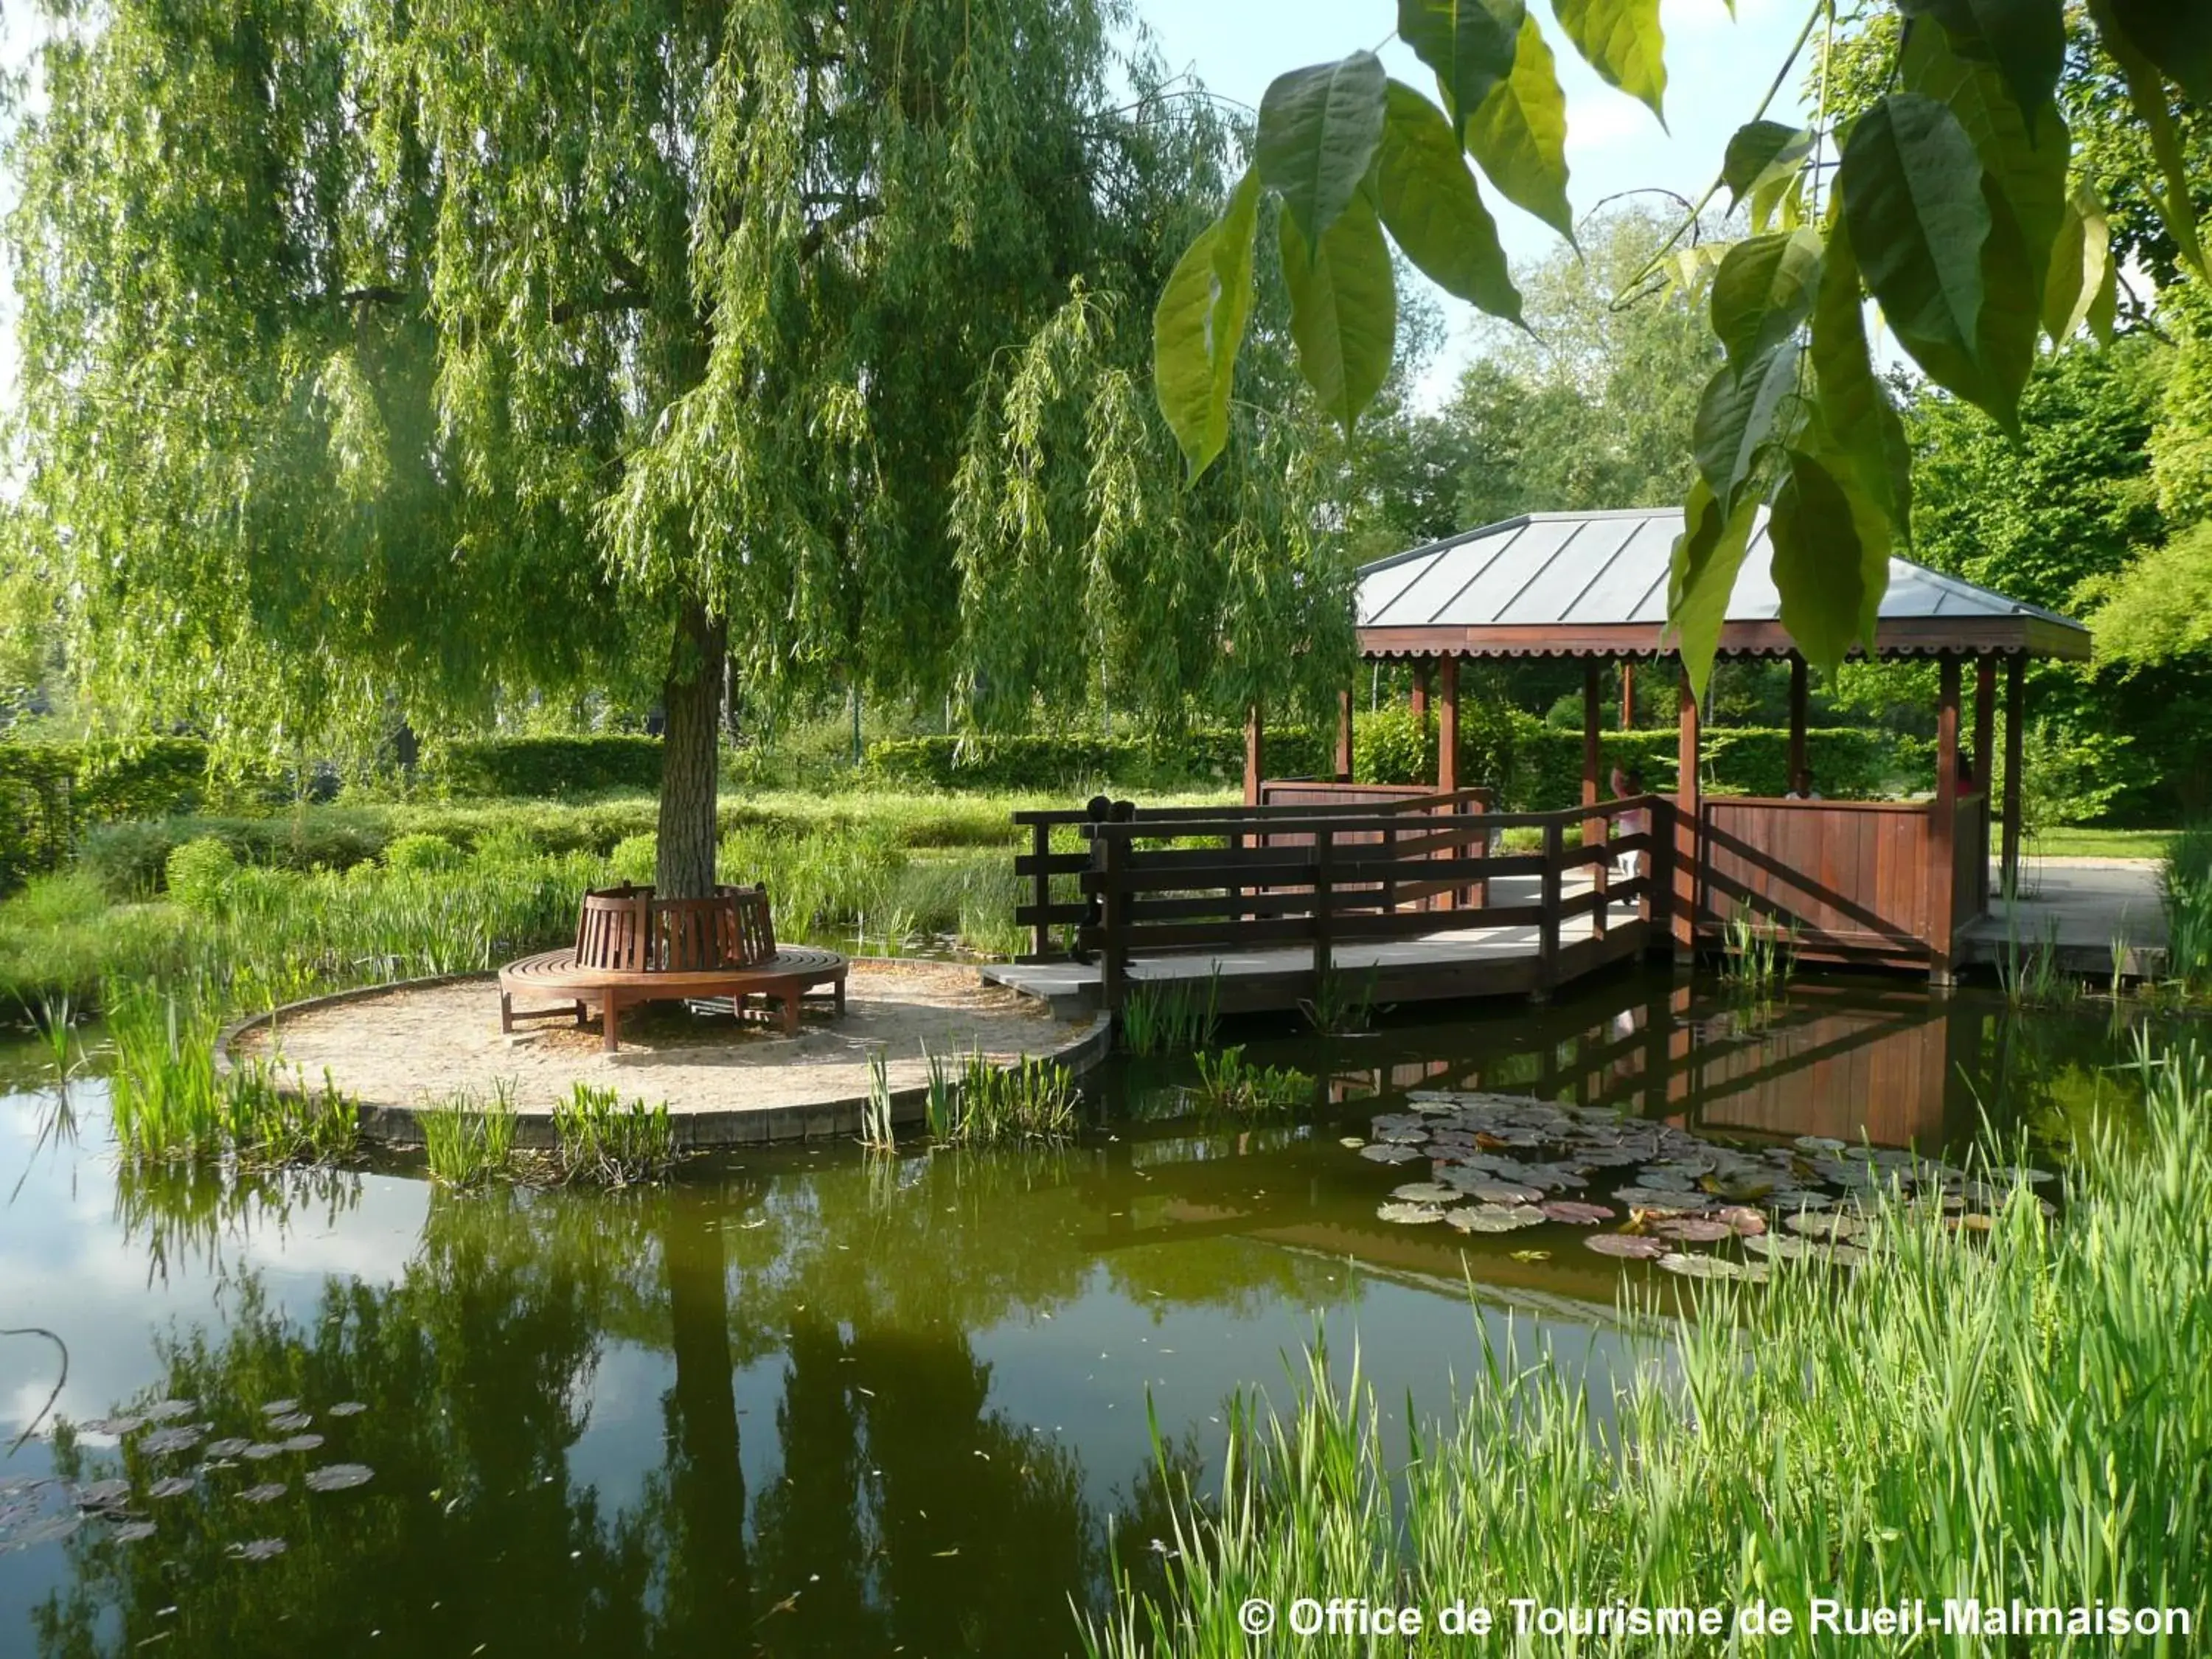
xmin=576 ymin=883 xmax=779 ymax=973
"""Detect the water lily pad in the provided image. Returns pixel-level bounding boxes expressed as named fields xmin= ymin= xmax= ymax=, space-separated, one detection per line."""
xmin=1653 ymin=1217 xmax=1734 ymax=1243
xmin=240 ymin=1444 xmax=286 ymax=1462
xmin=145 ymin=1400 xmax=198 ymax=1423
xmin=265 ymin=1412 xmax=312 ymax=1434
xmin=140 ymin=1425 xmax=204 ymax=1455
xmin=1613 ymin=1186 xmax=1711 ymax=1210
xmin=1357 ymin=1144 xmax=1420 ymax=1164
xmin=303 ymin=1464 xmax=374 ymax=1493
xmin=229 ymin=1537 xmax=288 ymax=1561
xmin=1466 ymin=1181 xmax=1543 ymax=1206
xmin=324 ymin=1402 xmax=368 ymax=1418
xmin=1714 ymin=1206 xmax=1768 ymax=1237
xmin=1 ymin=1513 xmax=83 ymax=1551
xmin=1658 ymin=1252 xmax=1756 ymax=1280
xmin=146 ymin=1476 xmax=196 ymax=1500
xmin=260 ymin=1399 xmax=302 ymax=1418
xmin=1582 ymin=1234 xmax=1669 ymax=1260
xmin=80 ymin=1416 xmax=144 ymax=1438
xmin=204 ymin=1438 xmax=253 ymax=1459
xmin=1794 ymin=1135 xmax=1846 ymax=1153
xmin=1338 ymin=1137 xmax=1366 ymax=1150
xmin=1390 ymin=1182 xmax=1458 ymax=1205
xmin=73 ymin=1480 xmax=131 ymax=1509
xmin=1540 ymin=1200 xmax=1615 ymax=1225
xmin=1376 ymin=1202 xmax=1443 ymax=1225
xmin=1444 ymin=1205 xmax=1544 ymax=1234
xmin=112 ymin=1520 xmax=157 ymax=1543
xmin=1784 ymin=1210 xmax=1867 ymax=1241
xmin=280 ymin=1435 xmax=324 ymax=1454
xmin=241 ymin=1483 xmax=288 ymax=1504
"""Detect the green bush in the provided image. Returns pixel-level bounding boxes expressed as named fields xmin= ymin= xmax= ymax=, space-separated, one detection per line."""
xmin=1504 ymin=724 xmax=1919 ymax=810
xmin=608 ymin=832 xmax=658 ymax=884
xmin=863 ymin=726 xmax=1329 ymax=793
xmin=163 ymin=836 xmax=240 ymax=914
xmin=434 ymin=734 xmax=664 ymax=799
xmin=383 ymin=832 xmax=464 ymax=872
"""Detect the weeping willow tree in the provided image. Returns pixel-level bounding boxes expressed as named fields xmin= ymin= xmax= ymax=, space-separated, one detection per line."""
xmin=7 ymin=0 xmax=1348 ymax=894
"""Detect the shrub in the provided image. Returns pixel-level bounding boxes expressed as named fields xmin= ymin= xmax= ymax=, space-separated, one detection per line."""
xmin=864 ymin=726 xmax=1330 ymax=793
xmin=164 ymin=836 xmax=240 ymax=914
xmin=608 ymin=832 xmax=658 ymax=885
xmin=383 ymin=832 xmax=464 ymax=872
xmin=434 ymin=734 xmax=664 ymax=799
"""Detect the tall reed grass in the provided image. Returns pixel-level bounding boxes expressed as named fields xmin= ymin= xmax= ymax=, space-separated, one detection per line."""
xmin=2160 ymin=824 xmax=2212 ymax=995
xmin=933 ymin=1051 xmax=1079 ymax=1147
xmin=550 ymin=1082 xmax=676 ymax=1185
xmin=1091 ymin=1040 xmax=2212 ymax=1657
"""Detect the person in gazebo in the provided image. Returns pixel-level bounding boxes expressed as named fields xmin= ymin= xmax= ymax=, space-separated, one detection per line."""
xmin=1785 ymin=766 xmax=1822 ymax=801
xmin=1610 ymin=765 xmax=1647 ymax=883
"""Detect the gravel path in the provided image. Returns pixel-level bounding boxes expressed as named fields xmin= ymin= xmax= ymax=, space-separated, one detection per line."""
xmin=230 ymin=961 xmax=1087 ymax=1117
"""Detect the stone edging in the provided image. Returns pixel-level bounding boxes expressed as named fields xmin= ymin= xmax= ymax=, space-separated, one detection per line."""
xmin=215 ymin=964 xmax=1113 ymax=1150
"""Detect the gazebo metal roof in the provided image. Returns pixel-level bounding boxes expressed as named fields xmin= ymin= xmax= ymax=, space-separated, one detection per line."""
xmin=1357 ymin=507 xmax=2092 ymax=661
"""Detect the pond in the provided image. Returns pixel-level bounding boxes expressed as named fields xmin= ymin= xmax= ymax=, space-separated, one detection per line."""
xmin=0 ymin=971 xmax=2173 ymax=1658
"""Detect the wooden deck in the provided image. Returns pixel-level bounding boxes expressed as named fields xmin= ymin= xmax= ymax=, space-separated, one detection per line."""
xmin=987 ymin=872 xmax=1652 ymax=1015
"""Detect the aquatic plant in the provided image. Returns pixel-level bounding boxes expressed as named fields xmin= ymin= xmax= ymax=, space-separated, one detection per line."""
xmin=420 ymin=1086 xmax=518 ymax=1189
xmin=921 ymin=1040 xmax=957 ymax=1141
xmin=1189 ymin=1046 xmax=1312 ymax=1116
xmin=1999 ymin=912 xmax=2074 ymax=1008
xmin=1121 ymin=970 xmax=1221 ymax=1056
xmin=1299 ymin=964 xmax=1377 ymax=1035
xmin=1719 ymin=902 xmax=1796 ymax=995
xmin=939 ymin=1051 xmax=1078 ymax=1147
xmin=2160 ymin=824 xmax=2212 ymax=996
xmin=1088 ymin=1040 xmax=2212 ymax=1659
xmin=551 ymin=1082 xmax=675 ymax=1185
xmin=860 ymin=1050 xmax=897 ymax=1150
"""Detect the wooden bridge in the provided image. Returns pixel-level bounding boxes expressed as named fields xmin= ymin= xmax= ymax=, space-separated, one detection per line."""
xmin=987 ymin=787 xmax=1666 ymax=1015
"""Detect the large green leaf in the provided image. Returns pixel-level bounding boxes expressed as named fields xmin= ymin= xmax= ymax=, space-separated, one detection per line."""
xmin=1809 ymin=216 xmax=1912 ymax=539
xmin=1693 ymin=343 xmax=1801 ymax=515
xmin=1551 ymin=0 xmax=1666 ymax=124
xmin=1152 ymin=169 xmax=1262 ymax=482
xmin=1461 ymin=15 xmax=1576 ymax=240
xmin=1722 ymin=120 xmax=1812 ymax=216
xmin=1279 ymin=187 xmax=1398 ymax=436
xmin=1770 ymin=448 xmax=1891 ymax=673
xmin=1665 ymin=476 xmax=1760 ymax=700
xmin=1901 ymin=20 xmax=2066 ymax=292
xmin=1896 ymin=0 xmax=2065 ymax=128
xmin=2101 ymin=0 xmax=2212 ymax=103
xmin=2041 ymin=184 xmax=2111 ymax=344
xmin=1838 ymin=93 xmax=1991 ymax=413
xmin=1398 ymin=0 xmax=1526 ymax=125
xmin=1375 ymin=82 xmax=1523 ymax=324
xmin=1257 ymin=52 xmax=1390 ymax=251
xmin=1711 ymin=229 xmax=1823 ymax=378
xmin=2090 ymin=0 xmax=2207 ymax=277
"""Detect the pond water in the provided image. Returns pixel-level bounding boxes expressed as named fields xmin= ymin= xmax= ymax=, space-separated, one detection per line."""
xmin=0 ymin=970 xmax=2172 ymax=1658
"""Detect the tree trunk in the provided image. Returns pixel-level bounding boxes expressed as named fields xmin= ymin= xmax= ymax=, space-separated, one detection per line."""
xmin=656 ymin=600 xmax=726 ymax=899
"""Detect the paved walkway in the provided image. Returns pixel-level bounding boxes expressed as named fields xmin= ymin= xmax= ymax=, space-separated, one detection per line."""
xmin=1957 ymin=859 xmax=2166 ymax=975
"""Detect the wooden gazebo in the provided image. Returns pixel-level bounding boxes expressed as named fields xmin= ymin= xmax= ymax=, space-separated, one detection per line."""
xmin=1261 ymin=507 xmax=2093 ymax=981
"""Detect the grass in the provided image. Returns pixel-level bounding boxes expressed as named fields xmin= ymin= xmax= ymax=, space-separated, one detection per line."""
xmin=550 ymin=1082 xmax=676 ymax=1185
xmin=1091 ymin=1036 xmax=2212 ymax=1658
xmin=420 ymin=1085 xmax=519 ymax=1189
xmin=1189 ymin=1046 xmax=1313 ymax=1115
xmin=2025 ymin=825 xmax=2177 ymax=862
xmin=1121 ymin=970 xmax=1222 ymax=1057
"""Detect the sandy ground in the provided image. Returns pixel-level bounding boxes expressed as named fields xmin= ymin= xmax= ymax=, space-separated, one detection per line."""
xmin=230 ymin=961 xmax=1089 ymax=1116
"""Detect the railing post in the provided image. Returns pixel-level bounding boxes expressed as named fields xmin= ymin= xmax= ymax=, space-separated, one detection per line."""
xmin=1537 ymin=818 xmax=1562 ymax=1000
xmin=1470 ymin=795 xmax=1489 ymax=910
xmin=1382 ymin=823 xmax=1397 ymax=914
xmin=1312 ymin=827 xmax=1335 ymax=990
xmin=1100 ymin=828 xmax=1129 ymax=1012
xmin=1029 ymin=818 xmax=1054 ymax=958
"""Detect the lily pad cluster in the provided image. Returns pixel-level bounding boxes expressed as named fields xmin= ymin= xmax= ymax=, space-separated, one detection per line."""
xmin=1354 ymin=1091 xmax=2045 ymax=1282
xmin=0 ymin=1393 xmax=376 ymax=1557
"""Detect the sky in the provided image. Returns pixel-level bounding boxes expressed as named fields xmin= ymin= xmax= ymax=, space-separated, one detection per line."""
xmin=0 ymin=0 xmax=1816 ymax=417
xmin=1130 ymin=0 xmax=1817 ymax=403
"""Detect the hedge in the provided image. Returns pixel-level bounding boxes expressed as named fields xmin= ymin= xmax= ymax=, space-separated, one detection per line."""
xmin=0 ymin=739 xmax=219 ymax=892
xmin=863 ymin=727 xmax=1331 ymax=793
xmin=432 ymin=734 xmax=665 ymax=799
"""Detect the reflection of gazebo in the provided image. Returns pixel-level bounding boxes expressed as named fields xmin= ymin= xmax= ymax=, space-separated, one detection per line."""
xmin=1278 ymin=508 xmax=2091 ymax=982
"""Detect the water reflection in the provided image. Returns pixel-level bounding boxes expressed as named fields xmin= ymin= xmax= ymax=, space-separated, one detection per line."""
xmin=0 ymin=973 xmax=2174 ymax=1658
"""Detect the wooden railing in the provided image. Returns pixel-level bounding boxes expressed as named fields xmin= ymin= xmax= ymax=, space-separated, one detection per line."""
xmin=1013 ymin=793 xmax=1666 ymax=1007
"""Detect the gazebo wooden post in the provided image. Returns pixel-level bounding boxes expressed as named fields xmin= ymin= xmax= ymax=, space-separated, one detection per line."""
xmin=1335 ymin=686 xmax=1354 ymax=782
xmin=2001 ymin=652 xmax=2026 ymax=897
xmin=1672 ymin=662 xmax=1701 ymax=961
xmin=1438 ymin=655 xmax=1460 ymax=911
xmin=1582 ymin=659 xmax=1608 ymax=935
xmin=1787 ymin=655 xmax=1809 ymax=787
xmin=1973 ymin=654 xmax=1996 ymax=909
xmin=1242 ymin=703 xmax=1264 ymax=807
xmin=1411 ymin=659 xmax=1431 ymax=718
xmin=1930 ymin=655 xmax=1962 ymax=985
xmin=1619 ymin=661 xmax=1636 ymax=728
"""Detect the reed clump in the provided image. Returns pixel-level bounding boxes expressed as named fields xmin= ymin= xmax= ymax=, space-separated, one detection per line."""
xmin=1121 ymin=971 xmax=1222 ymax=1057
xmin=419 ymin=1085 xmax=519 ymax=1189
xmin=551 ymin=1082 xmax=677 ymax=1185
xmin=1189 ymin=1046 xmax=1312 ymax=1115
xmin=933 ymin=1051 xmax=1078 ymax=1147
xmin=1091 ymin=1040 xmax=2212 ymax=1658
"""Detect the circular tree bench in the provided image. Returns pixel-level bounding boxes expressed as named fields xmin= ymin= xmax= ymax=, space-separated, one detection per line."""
xmin=499 ymin=883 xmax=848 ymax=1052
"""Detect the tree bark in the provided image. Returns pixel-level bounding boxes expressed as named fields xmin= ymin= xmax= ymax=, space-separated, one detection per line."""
xmin=657 ymin=601 xmax=727 ymax=899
